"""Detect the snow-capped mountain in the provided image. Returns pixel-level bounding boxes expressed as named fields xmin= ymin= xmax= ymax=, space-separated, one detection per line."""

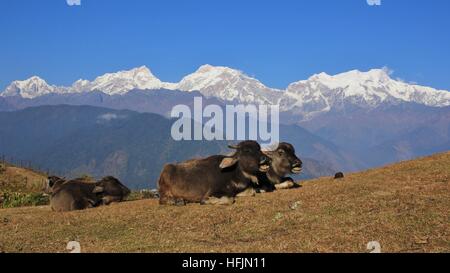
xmin=1 ymin=65 xmax=449 ymax=172
xmin=71 ymin=66 xmax=173 ymax=95
xmin=1 ymin=66 xmax=175 ymax=98
xmin=284 ymin=68 xmax=450 ymax=118
xmin=1 ymin=76 xmax=63 ymax=99
xmin=175 ymin=64 xmax=283 ymax=104
xmin=1 ymin=65 xmax=449 ymax=114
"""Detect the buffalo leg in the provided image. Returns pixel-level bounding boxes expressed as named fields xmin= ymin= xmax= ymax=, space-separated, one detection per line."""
xmin=236 ymin=188 xmax=256 ymax=197
xmin=101 ymin=196 xmax=123 ymax=205
xmin=275 ymin=181 xmax=295 ymax=190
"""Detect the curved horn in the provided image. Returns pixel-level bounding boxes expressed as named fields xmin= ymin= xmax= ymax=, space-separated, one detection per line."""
xmin=228 ymin=144 xmax=239 ymax=149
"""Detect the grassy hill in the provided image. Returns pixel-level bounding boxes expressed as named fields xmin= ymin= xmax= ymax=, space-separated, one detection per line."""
xmin=0 ymin=152 xmax=449 ymax=253
xmin=0 ymin=162 xmax=50 ymax=209
xmin=0 ymin=162 xmax=48 ymax=193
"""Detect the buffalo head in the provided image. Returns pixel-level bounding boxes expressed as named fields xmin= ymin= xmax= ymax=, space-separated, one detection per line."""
xmin=219 ymin=140 xmax=271 ymax=175
xmin=263 ymin=142 xmax=303 ymax=177
xmin=93 ymin=176 xmax=131 ymax=205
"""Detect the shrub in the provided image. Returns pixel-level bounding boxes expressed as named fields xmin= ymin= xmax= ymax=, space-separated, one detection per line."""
xmin=125 ymin=190 xmax=158 ymax=201
xmin=0 ymin=191 xmax=50 ymax=208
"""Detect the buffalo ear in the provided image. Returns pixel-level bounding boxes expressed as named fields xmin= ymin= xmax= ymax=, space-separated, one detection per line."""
xmin=219 ymin=157 xmax=239 ymax=169
xmin=92 ymin=186 xmax=104 ymax=194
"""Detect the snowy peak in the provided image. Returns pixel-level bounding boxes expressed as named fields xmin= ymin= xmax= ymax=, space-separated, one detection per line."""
xmin=176 ymin=64 xmax=244 ymax=91
xmin=302 ymin=68 xmax=392 ymax=90
xmin=197 ymin=64 xmax=240 ymax=74
xmin=1 ymin=76 xmax=57 ymax=99
xmin=176 ymin=64 xmax=282 ymax=103
xmin=0 ymin=66 xmax=172 ymax=98
xmin=286 ymin=68 xmax=450 ymax=110
xmin=87 ymin=66 xmax=165 ymax=95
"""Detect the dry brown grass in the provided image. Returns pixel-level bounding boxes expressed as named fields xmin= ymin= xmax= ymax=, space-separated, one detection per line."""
xmin=0 ymin=164 xmax=48 ymax=193
xmin=0 ymin=152 xmax=449 ymax=253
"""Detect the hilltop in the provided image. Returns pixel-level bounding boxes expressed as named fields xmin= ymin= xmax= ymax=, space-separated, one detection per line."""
xmin=0 ymin=151 xmax=449 ymax=253
xmin=0 ymin=161 xmax=50 ymax=209
xmin=0 ymin=162 xmax=48 ymax=193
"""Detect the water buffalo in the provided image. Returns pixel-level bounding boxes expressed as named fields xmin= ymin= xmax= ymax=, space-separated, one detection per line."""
xmin=158 ymin=140 xmax=271 ymax=205
xmin=257 ymin=142 xmax=303 ymax=192
xmin=49 ymin=176 xmax=130 ymax=212
xmin=49 ymin=178 xmax=100 ymax=212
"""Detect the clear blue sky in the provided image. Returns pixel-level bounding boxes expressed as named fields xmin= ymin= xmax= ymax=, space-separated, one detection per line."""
xmin=1 ymin=0 xmax=449 ymax=90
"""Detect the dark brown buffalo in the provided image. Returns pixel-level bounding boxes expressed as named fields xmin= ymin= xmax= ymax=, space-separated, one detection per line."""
xmin=158 ymin=140 xmax=271 ymax=205
xmin=334 ymin=172 xmax=344 ymax=179
xmin=49 ymin=178 xmax=99 ymax=212
xmin=49 ymin=176 xmax=130 ymax=212
xmin=93 ymin=176 xmax=131 ymax=205
xmin=257 ymin=142 xmax=303 ymax=192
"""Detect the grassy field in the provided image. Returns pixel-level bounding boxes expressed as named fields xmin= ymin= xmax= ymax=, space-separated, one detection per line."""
xmin=0 ymin=152 xmax=449 ymax=253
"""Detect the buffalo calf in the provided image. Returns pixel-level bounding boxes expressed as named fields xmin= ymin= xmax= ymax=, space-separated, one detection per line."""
xmin=49 ymin=176 xmax=130 ymax=212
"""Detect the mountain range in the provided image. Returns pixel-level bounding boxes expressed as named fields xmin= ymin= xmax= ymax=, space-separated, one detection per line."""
xmin=0 ymin=105 xmax=343 ymax=188
xmin=2 ymin=65 xmax=449 ymax=115
xmin=0 ymin=65 xmax=449 ymax=183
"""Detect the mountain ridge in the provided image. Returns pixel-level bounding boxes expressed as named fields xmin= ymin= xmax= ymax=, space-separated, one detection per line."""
xmin=2 ymin=65 xmax=449 ymax=113
xmin=0 ymin=105 xmax=344 ymax=189
xmin=2 ymin=66 xmax=449 ymax=173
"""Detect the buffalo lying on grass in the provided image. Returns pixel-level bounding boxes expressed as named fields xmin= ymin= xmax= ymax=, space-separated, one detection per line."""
xmin=49 ymin=176 xmax=130 ymax=212
xmin=158 ymin=140 xmax=271 ymax=206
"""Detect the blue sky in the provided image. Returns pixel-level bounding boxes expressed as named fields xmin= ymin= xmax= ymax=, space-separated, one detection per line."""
xmin=0 ymin=0 xmax=449 ymax=90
